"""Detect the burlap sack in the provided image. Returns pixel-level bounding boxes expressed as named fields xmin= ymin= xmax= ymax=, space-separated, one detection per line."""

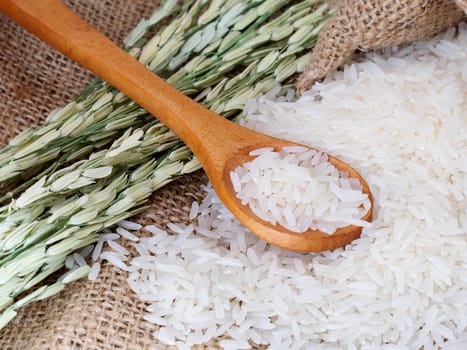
xmin=0 ymin=1 xmax=220 ymax=349
xmin=296 ymin=0 xmax=466 ymax=93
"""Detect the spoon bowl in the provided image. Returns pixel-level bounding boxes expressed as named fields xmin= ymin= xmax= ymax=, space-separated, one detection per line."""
xmin=0 ymin=0 xmax=373 ymax=252
xmin=215 ymin=137 xmax=373 ymax=252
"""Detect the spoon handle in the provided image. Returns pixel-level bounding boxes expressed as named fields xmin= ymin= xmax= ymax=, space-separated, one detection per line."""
xmin=1 ymin=0 xmax=375 ymax=252
xmin=0 ymin=0 xmax=247 ymax=171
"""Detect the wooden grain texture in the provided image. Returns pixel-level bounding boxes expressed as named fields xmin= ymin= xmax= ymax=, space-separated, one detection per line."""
xmin=0 ymin=0 xmax=373 ymax=252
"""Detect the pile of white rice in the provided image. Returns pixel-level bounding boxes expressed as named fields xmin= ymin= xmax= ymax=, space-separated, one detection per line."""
xmin=82 ymin=24 xmax=466 ymax=349
xmin=230 ymin=146 xmax=371 ymax=233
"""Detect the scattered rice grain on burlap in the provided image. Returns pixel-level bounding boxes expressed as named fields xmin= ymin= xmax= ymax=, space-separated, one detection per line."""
xmin=296 ymin=0 xmax=466 ymax=93
xmin=0 ymin=0 xmax=223 ymax=349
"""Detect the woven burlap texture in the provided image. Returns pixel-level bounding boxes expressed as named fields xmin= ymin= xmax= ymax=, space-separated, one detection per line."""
xmin=296 ymin=0 xmax=466 ymax=93
xmin=0 ymin=0 xmax=218 ymax=349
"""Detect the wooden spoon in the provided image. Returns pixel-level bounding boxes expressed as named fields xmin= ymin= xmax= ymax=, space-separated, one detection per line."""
xmin=0 ymin=0 xmax=373 ymax=252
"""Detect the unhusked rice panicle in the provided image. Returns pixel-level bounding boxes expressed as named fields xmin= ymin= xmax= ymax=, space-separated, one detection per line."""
xmin=96 ymin=24 xmax=467 ymax=349
xmin=230 ymin=147 xmax=371 ymax=233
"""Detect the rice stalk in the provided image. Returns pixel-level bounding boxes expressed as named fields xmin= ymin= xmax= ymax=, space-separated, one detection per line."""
xmin=0 ymin=0 xmax=204 ymax=194
xmin=0 ymin=147 xmax=193 ymax=321
xmin=0 ymin=0 xmax=329 ymax=199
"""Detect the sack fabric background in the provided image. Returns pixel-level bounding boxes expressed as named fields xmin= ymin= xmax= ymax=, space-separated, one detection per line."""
xmin=0 ymin=1 xmax=212 ymax=349
xmin=1 ymin=0 xmax=465 ymax=348
xmin=296 ymin=0 xmax=466 ymax=93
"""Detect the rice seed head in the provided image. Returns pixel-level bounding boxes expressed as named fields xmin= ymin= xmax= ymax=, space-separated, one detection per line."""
xmin=257 ymin=0 xmax=283 ymax=16
xmin=168 ymin=146 xmax=192 ymax=161
xmin=0 ymin=297 xmax=13 ymax=311
xmin=139 ymin=35 xmax=161 ymax=65
xmin=103 ymin=212 xmax=132 ymax=228
xmin=182 ymin=31 xmax=203 ymax=54
xmin=14 ymin=286 xmax=48 ymax=309
xmin=45 ymin=226 xmax=80 ymax=245
xmin=198 ymin=0 xmax=224 ymax=25
xmin=202 ymin=39 xmax=222 ymax=54
xmin=45 ymin=101 xmax=83 ymax=123
xmin=222 ymin=47 xmax=251 ymax=62
xmin=295 ymin=53 xmax=312 ymax=73
xmin=48 ymin=162 xmax=83 ymax=183
xmin=89 ymin=92 xmax=113 ymax=113
xmin=124 ymin=182 xmax=153 ymax=202
xmin=106 ymin=129 xmax=144 ymax=158
xmin=218 ymin=3 xmax=246 ymax=28
xmin=288 ymin=25 xmax=313 ymax=44
xmin=0 ymin=165 xmax=21 ymax=183
xmin=69 ymin=208 xmax=99 ymax=226
xmin=84 ymin=187 xmax=117 ymax=210
xmin=155 ymin=160 xmax=185 ymax=178
xmin=3 ymin=205 xmax=44 ymax=224
xmin=168 ymin=52 xmax=191 ymax=71
xmin=15 ymin=149 xmax=61 ymax=171
xmin=149 ymin=40 xmax=185 ymax=71
xmin=72 ymin=225 xmax=103 ymax=240
xmin=50 ymin=170 xmax=81 ymax=192
xmin=67 ymin=177 xmax=96 ymax=190
xmin=130 ymin=161 xmax=157 ymax=182
xmin=105 ymin=197 xmax=135 ymax=217
xmin=83 ymin=166 xmax=113 ymax=179
xmin=125 ymin=0 xmax=179 ymax=48
xmin=60 ymin=114 xmax=85 ymax=136
xmin=257 ymin=51 xmax=280 ymax=73
xmin=8 ymin=129 xmax=35 ymax=147
xmin=104 ymin=114 xmax=143 ymax=132
xmin=0 ymin=223 xmax=15 ymax=237
xmin=61 ymin=265 xmax=91 ymax=284
xmin=0 ymin=309 xmax=17 ymax=330
xmin=1 ymin=222 xmax=38 ymax=251
xmin=205 ymin=78 xmax=228 ymax=102
xmin=46 ymin=230 xmax=98 ymax=256
xmin=15 ymin=176 xmax=48 ymax=209
xmin=70 ymin=105 xmax=115 ymax=137
xmin=124 ymin=19 xmax=149 ymax=48
xmin=22 ymin=222 xmax=56 ymax=248
xmin=0 ymin=151 xmax=14 ymax=167
xmin=233 ymin=8 xmax=258 ymax=31
xmin=182 ymin=157 xmax=201 ymax=174
xmin=275 ymin=56 xmax=299 ymax=82
xmin=35 ymin=282 xmax=65 ymax=301
xmin=294 ymin=3 xmax=329 ymax=28
xmin=0 ymin=247 xmax=45 ymax=284
xmin=13 ymin=129 xmax=61 ymax=160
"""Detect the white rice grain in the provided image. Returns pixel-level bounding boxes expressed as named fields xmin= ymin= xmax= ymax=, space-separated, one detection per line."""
xmin=231 ymin=147 xmax=369 ymax=233
xmin=100 ymin=251 xmax=128 ymax=271
xmin=93 ymin=24 xmax=467 ymax=350
xmin=117 ymin=220 xmax=142 ymax=231
xmin=65 ymin=255 xmax=75 ymax=270
xmin=88 ymin=262 xmax=101 ymax=281
xmin=72 ymin=253 xmax=87 ymax=267
xmin=107 ymin=239 xmax=130 ymax=255
xmin=189 ymin=201 xmax=199 ymax=220
xmin=79 ymin=245 xmax=94 ymax=259
xmin=92 ymin=238 xmax=104 ymax=262
xmin=116 ymin=227 xmax=139 ymax=241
